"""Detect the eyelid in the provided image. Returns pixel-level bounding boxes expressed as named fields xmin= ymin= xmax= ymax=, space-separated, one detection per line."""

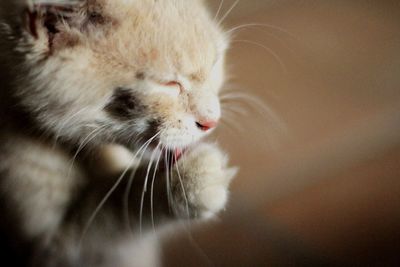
xmin=162 ymin=81 xmax=184 ymax=91
xmin=164 ymin=81 xmax=180 ymax=87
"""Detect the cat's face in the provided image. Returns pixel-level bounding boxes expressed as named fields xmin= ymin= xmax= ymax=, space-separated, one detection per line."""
xmin=16 ymin=0 xmax=228 ymax=151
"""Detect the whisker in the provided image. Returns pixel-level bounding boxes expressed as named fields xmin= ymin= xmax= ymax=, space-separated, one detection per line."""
xmin=66 ymin=125 xmax=105 ymax=182
xmin=217 ymin=0 xmax=240 ymax=26
xmin=123 ymin=147 xmax=148 ymax=233
xmin=150 ymin=145 xmax=163 ymax=232
xmin=139 ymin=142 xmax=161 ymax=234
xmin=221 ymin=104 xmax=249 ymax=117
xmin=154 ymin=140 xmax=215 ymax=265
xmin=220 ymin=113 xmax=243 ymax=134
xmin=231 ymin=39 xmax=288 ymax=73
xmin=221 ymin=92 xmax=284 ymax=125
xmin=213 ymin=0 xmax=224 ymax=22
xmin=174 ymin=153 xmax=190 ymax=220
xmin=81 ymin=131 xmax=161 ymax=247
xmin=123 ymin=131 xmax=162 ymax=232
xmin=53 ymin=107 xmax=89 ymax=147
xmin=164 ymin=149 xmax=173 ymax=214
xmin=79 ymin=142 xmax=139 ymax=249
xmin=225 ymin=23 xmax=299 ymax=42
xmin=221 ymin=91 xmax=289 ymax=148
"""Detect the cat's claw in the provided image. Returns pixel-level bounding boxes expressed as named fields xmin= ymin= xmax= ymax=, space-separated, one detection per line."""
xmin=172 ymin=143 xmax=238 ymax=219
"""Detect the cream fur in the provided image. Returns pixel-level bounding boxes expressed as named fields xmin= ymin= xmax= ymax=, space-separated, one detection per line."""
xmin=17 ymin=0 xmax=229 ymax=149
xmin=0 ymin=0 xmax=237 ymax=266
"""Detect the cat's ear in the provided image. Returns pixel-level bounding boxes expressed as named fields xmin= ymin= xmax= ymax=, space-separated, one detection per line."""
xmin=24 ymin=0 xmax=108 ymax=50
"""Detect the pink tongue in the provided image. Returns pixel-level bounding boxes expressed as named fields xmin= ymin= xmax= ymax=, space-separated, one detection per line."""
xmin=174 ymin=148 xmax=183 ymax=161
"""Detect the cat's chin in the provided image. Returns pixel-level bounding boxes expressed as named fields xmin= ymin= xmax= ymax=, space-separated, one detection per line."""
xmin=167 ymin=141 xmax=208 ymax=164
xmin=171 ymin=147 xmax=186 ymax=163
xmin=163 ymin=147 xmax=188 ymax=165
xmin=143 ymin=141 xmax=189 ymax=165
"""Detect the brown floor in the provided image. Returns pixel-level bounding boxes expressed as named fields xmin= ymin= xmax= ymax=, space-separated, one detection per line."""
xmin=215 ymin=0 xmax=400 ymax=198
xmin=161 ymin=1 xmax=400 ymax=266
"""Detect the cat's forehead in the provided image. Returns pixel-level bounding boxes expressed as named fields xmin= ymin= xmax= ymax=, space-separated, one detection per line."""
xmin=92 ymin=0 xmax=227 ymax=80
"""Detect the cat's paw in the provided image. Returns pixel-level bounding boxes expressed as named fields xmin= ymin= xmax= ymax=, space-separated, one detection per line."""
xmin=172 ymin=143 xmax=238 ymax=219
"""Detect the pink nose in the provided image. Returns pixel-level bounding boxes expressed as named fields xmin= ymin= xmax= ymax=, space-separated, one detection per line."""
xmin=196 ymin=120 xmax=218 ymax=131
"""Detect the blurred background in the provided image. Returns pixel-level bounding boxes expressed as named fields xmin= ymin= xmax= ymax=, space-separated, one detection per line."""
xmin=162 ymin=1 xmax=400 ymax=266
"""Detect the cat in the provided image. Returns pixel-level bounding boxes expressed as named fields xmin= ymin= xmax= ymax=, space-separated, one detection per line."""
xmin=0 ymin=0 xmax=237 ymax=266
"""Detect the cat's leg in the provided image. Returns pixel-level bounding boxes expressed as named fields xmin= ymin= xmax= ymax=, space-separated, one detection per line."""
xmin=0 ymin=133 xmax=84 ymax=240
xmin=171 ymin=143 xmax=238 ymax=219
xmin=0 ymin=137 xmax=159 ymax=266
xmin=0 ymin=138 xmax=234 ymax=266
xmin=0 ymin=132 xmax=90 ymax=267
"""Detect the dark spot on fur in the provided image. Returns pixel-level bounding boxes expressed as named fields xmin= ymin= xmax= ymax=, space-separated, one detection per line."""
xmin=137 ymin=119 xmax=161 ymax=143
xmin=26 ymin=10 xmax=38 ymax=38
xmin=136 ymin=72 xmax=146 ymax=80
xmin=105 ymin=87 xmax=144 ymax=120
xmin=43 ymin=12 xmax=60 ymax=50
xmin=88 ymin=12 xmax=105 ymax=24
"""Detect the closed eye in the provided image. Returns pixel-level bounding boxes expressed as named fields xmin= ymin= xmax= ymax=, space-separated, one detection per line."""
xmin=162 ymin=81 xmax=183 ymax=91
